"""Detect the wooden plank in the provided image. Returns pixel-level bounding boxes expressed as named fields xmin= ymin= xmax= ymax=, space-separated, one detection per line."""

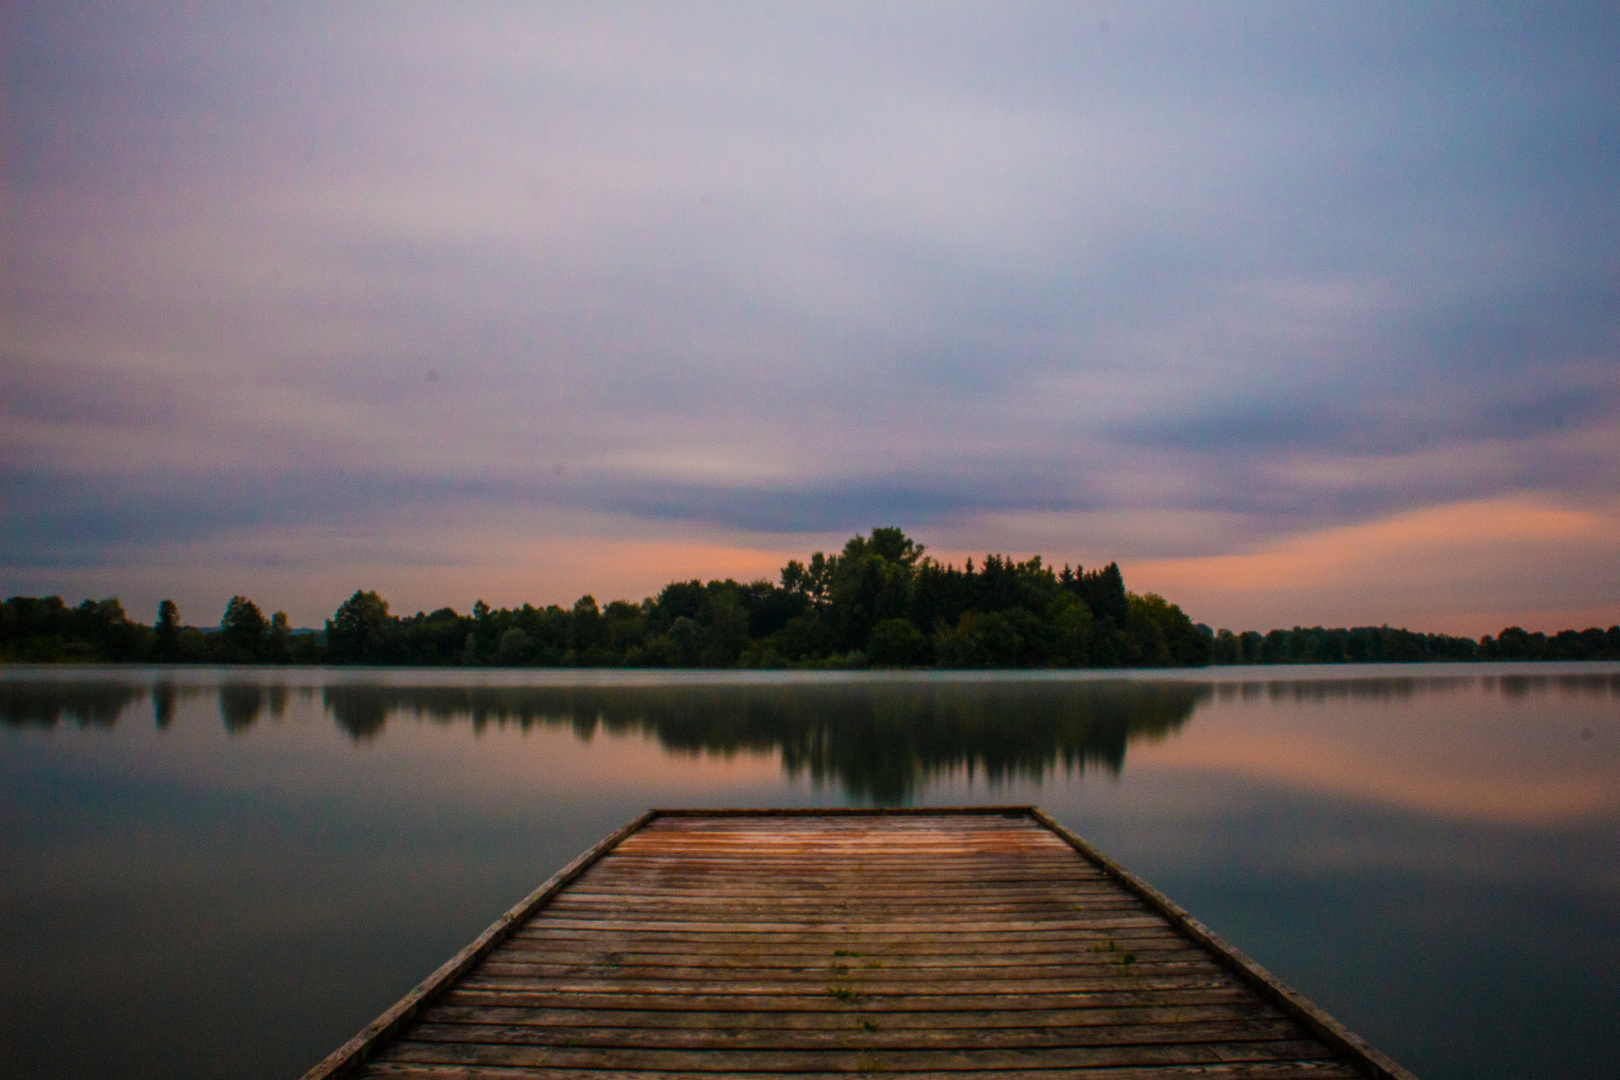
xmin=599 ymin=856 xmax=1070 ymax=863
xmin=418 ymin=1001 xmax=1284 ymax=1030
xmin=622 ymin=841 xmax=1039 ymax=850
xmin=631 ymin=828 xmax=1042 ymax=835
xmin=486 ymin=955 xmax=1205 ymax=974
xmin=496 ymin=940 xmax=1201 ymax=962
xmin=528 ymin=913 xmax=1153 ymax=932
xmin=545 ymin=889 xmax=1145 ymax=904
xmin=598 ymin=854 xmax=1071 ymax=863
xmin=566 ymin=866 xmax=1116 ymax=881
xmin=570 ymin=875 xmax=1116 ymax=891
xmin=475 ymin=955 xmax=1223 ymax=975
xmin=508 ymin=928 xmax=1193 ymax=953
xmin=481 ymin=945 xmax=1218 ymax=967
xmin=579 ymin=857 xmax=1105 ymax=869
xmin=543 ymin=894 xmax=1149 ymax=909
xmin=631 ymin=842 xmax=1056 ymax=849
xmin=364 ymin=1062 xmax=1364 ymax=1080
xmin=620 ymin=833 xmax=1062 ymax=843
xmin=546 ymin=895 xmax=1144 ymax=909
xmin=402 ymin=1016 xmax=1307 ymax=1049
xmin=644 ymin=809 xmax=1032 ymax=819
xmin=607 ymin=842 xmax=1074 ymax=853
xmin=590 ymin=861 xmax=1084 ymax=869
xmin=434 ymin=987 xmax=1267 ymax=1013
xmin=466 ymin=958 xmax=1230 ymax=984
xmin=372 ymin=1037 xmax=1343 ymax=1069
xmin=469 ymin=963 xmax=1229 ymax=987
xmin=563 ymin=881 xmax=1108 ymax=894
xmin=513 ymin=926 xmax=1189 ymax=945
xmin=521 ymin=916 xmax=1173 ymax=933
xmin=478 ymin=948 xmax=1220 ymax=971
xmin=454 ymin=974 xmax=1237 ymax=997
xmin=578 ymin=864 xmax=1103 ymax=878
xmin=559 ymin=882 xmax=1134 ymax=895
xmin=537 ymin=904 xmax=1155 ymax=922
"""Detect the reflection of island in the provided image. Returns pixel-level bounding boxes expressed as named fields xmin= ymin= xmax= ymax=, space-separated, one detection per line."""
xmin=5 ymin=672 xmax=1617 ymax=798
xmin=321 ymin=681 xmax=1209 ymax=800
xmin=0 ymin=680 xmax=289 ymax=731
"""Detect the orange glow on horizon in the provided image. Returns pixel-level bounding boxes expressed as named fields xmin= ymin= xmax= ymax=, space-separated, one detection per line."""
xmin=1124 ymin=495 xmax=1620 ymax=634
xmin=1132 ymin=496 xmax=1602 ymax=591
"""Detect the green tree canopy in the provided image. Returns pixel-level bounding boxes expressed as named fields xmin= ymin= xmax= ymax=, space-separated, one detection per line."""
xmin=220 ymin=595 xmax=267 ymax=659
xmin=327 ymin=590 xmax=392 ymax=664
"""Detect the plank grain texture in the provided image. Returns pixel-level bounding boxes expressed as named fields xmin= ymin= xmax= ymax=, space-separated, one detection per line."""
xmin=307 ymin=809 xmax=1414 ymax=1080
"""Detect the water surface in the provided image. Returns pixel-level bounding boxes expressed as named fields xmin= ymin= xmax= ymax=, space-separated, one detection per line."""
xmin=2 ymin=665 xmax=1616 ymax=1079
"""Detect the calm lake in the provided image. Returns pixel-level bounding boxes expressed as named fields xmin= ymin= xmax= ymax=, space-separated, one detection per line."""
xmin=2 ymin=664 xmax=1617 ymax=1079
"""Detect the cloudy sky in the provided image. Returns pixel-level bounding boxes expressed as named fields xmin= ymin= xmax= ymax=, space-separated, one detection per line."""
xmin=4 ymin=1 xmax=1618 ymax=633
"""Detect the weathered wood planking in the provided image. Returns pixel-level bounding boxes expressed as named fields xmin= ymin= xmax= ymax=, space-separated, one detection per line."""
xmin=304 ymin=808 xmax=1416 ymax=1080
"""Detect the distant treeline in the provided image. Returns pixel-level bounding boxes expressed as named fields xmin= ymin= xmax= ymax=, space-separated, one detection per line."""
xmin=0 ymin=595 xmax=320 ymax=665
xmin=3 ymin=528 xmax=1618 ymax=667
xmin=1208 ymin=624 xmax=1620 ymax=664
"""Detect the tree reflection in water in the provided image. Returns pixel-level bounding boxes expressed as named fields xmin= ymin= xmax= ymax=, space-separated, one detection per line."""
xmin=6 ymin=670 xmax=1616 ymax=799
xmin=0 ymin=680 xmax=146 ymax=728
xmin=321 ymin=681 xmax=1208 ymax=800
xmin=216 ymin=684 xmax=291 ymax=733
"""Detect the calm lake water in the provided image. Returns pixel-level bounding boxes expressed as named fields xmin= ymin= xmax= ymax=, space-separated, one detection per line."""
xmin=2 ymin=664 xmax=1617 ymax=1079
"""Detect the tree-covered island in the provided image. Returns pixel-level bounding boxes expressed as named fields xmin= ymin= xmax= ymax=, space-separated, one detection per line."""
xmin=3 ymin=528 xmax=1617 ymax=666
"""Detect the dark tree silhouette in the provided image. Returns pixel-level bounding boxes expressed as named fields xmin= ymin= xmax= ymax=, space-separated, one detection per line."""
xmin=326 ymin=590 xmax=391 ymax=664
xmin=220 ymin=596 xmax=268 ymax=660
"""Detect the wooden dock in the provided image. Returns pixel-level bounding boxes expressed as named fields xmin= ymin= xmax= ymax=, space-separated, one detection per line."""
xmin=305 ymin=808 xmax=1415 ymax=1080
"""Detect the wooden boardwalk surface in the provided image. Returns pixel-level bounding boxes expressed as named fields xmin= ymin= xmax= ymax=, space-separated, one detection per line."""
xmin=306 ymin=808 xmax=1415 ymax=1080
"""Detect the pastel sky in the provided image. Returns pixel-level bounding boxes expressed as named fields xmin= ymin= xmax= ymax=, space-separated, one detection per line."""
xmin=4 ymin=2 xmax=1618 ymax=633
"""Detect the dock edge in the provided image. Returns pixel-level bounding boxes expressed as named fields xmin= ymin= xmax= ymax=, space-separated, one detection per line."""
xmin=1030 ymin=806 xmax=1420 ymax=1080
xmin=298 ymin=809 xmax=656 ymax=1080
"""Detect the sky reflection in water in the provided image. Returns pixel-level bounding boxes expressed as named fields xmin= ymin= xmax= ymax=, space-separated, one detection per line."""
xmin=1 ymin=666 xmax=1616 ymax=1079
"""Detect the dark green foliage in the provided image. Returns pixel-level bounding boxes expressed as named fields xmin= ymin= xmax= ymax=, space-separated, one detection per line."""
xmin=5 ymin=527 xmax=1616 ymax=668
xmin=868 ymin=618 xmax=930 ymax=667
xmin=936 ymin=611 xmax=1022 ymax=668
xmin=267 ymin=611 xmax=293 ymax=663
xmin=667 ymin=616 xmax=702 ymax=666
xmin=155 ymin=600 xmax=180 ymax=662
xmin=0 ymin=594 xmax=316 ymax=665
xmin=326 ymin=590 xmax=392 ymax=664
xmin=496 ymin=627 xmax=532 ymax=666
xmin=1126 ymin=593 xmax=1211 ymax=667
xmin=0 ymin=595 xmax=152 ymax=662
xmin=220 ymin=595 xmax=268 ymax=661
xmin=1200 ymin=622 xmax=1620 ymax=665
xmin=1211 ymin=627 xmax=1242 ymax=664
xmin=1071 ymin=562 xmax=1128 ymax=624
xmin=1483 ymin=626 xmax=1547 ymax=660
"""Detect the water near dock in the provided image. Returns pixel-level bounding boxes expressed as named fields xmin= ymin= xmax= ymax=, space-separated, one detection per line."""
xmin=309 ymin=808 xmax=1412 ymax=1079
xmin=1 ymin=666 xmax=1617 ymax=1079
